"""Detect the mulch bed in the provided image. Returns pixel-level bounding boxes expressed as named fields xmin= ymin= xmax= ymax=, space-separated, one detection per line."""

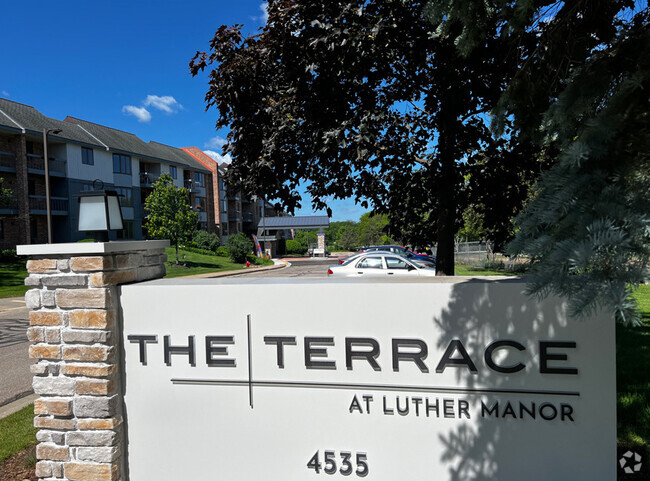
xmin=0 ymin=446 xmax=36 ymax=481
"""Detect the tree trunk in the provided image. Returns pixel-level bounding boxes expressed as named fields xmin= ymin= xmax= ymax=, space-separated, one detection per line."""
xmin=435 ymin=127 xmax=457 ymax=276
xmin=435 ymin=181 xmax=456 ymax=275
xmin=175 ymin=244 xmax=179 ymax=264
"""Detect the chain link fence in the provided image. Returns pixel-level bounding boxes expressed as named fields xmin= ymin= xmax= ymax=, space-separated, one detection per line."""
xmin=432 ymin=241 xmax=499 ymax=267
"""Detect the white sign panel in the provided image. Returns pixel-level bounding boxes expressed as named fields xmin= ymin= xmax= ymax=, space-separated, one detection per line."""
xmin=120 ymin=278 xmax=615 ymax=481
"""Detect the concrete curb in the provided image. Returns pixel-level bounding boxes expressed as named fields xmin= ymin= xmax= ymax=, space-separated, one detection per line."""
xmin=0 ymin=392 xmax=37 ymax=420
xmin=179 ymin=258 xmax=289 ymax=279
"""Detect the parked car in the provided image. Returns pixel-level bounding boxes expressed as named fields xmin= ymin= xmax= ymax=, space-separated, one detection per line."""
xmin=361 ymin=245 xmax=435 ymax=265
xmin=328 ymin=253 xmax=436 ymax=277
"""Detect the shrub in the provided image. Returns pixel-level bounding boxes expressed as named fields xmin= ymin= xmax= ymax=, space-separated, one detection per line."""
xmin=216 ymin=246 xmax=229 ymax=257
xmin=286 ymin=239 xmax=306 ymax=255
xmin=0 ymin=249 xmax=18 ymax=262
xmin=507 ymin=262 xmax=530 ymax=274
xmin=226 ymin=233 xmax=253 ymax=263
xmin=193 ymin=230 xmax=220 ymax=252
xmin=484 ymin=260 xmax=505 ymax=271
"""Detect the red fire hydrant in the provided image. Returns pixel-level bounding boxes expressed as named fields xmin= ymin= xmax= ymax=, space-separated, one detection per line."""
xmin=245 ymin=260 xmax=251 ymax=268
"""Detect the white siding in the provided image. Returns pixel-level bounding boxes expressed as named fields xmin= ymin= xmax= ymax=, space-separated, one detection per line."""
xmin=66 ymin=144 xmax=113 ymax=181
xmin=131 ymin=157 xmax=139 ymax=187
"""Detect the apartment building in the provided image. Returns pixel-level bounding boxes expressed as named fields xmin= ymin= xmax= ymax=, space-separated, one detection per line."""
xmin=0 ymin=98 xmax=214 ymax=249
xmin=180 ymin=147 xmax=285 ymax=245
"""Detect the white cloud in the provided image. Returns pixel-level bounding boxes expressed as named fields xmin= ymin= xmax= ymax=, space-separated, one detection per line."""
xmin=1 ymin=90 xmax=9 ymax=97
xmin=260 ymin=3 xmax=269 ymax=24
xmin=204 ymin=150 xmax=233 ymax=164
xmin=205 ymin=136 xmax=227 ymax=149
xmin=251 ymin=2 xmax=268 ymax=24
xmin=122 ymin=105 xmax=151 ymax=123
xmin=143 ymin=95 xmax=183 ymax=114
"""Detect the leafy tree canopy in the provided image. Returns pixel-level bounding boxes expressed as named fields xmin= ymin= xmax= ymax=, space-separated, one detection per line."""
xmin=0 ymin=178 xmax=13 ymax=209
xmin=440 ymin=0 xmax=649 ymax=322
xmin=144 ymin=174 xmax=198 ymax=264
xmin=503 ymin=5 xmax=650 ymax=324
xmin=190 ymin=0 xmax=540 ymax=275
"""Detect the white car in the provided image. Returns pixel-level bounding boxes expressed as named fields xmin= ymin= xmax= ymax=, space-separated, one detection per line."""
xmin=327 ymin=253 xmax=437 ymax=277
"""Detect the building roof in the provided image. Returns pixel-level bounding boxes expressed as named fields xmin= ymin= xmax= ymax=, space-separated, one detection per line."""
xmin=258 ymin=215 xmax=330 ymax=230
xmin=0 ymin=98 xmax=101 ymax=147
xmin=0 ymin=98 xmax=211 ymax=173
xmin=180 ymin=147 xmax=218 ymax=172
xmin=147 ymin=142 xmax=209 ymax=173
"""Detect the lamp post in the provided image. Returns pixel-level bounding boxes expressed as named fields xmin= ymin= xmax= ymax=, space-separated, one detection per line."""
xmin=76 ymin=180 xmax=124 ymax=242
xmin=43 ymin=128 xmax=62 ymax=243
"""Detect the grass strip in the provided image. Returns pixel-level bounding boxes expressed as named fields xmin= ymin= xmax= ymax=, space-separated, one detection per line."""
xmin=617 ymin=284 xmax=650 ymax=454
xmin=164 ymin=247 xmax=245 ymax=278
xmin=0 ymin=405 xmax=37 ymax=463
xmin=0 ymin=261 xmax=29 ymax=299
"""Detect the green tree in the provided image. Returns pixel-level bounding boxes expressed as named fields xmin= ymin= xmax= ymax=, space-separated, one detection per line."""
xmin=226 ymin=233 xmax=254 ymax=263
xmin=293 ymin=230 xmax=317 ymax=250
xmin=0 ymin=178 xmax=13 ymax=209
xmin=505 ymin=11 xmax=650 ymax=324
xmin=144 ymin=173 xmax=198 ymax=264
xmin=338 ymin=225 xmax=360 ymax=251
xmin=190 ymin=0 xmax=534 ymax=275
xmin=326 ymin=221 xmax=356 ymax=248
xmin=456 ymin=205 xmax=485 ymax=242
xmin=358 ymin=213 xmax=390 ymax=247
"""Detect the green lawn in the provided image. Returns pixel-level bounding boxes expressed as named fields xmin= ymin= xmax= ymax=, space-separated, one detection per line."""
xmin=164 ymin=247 xmax=245 ymax=278
xmin=617 ymin=284 xmax=650 ymax=460
xmin=0 ymin=260 xmax=29 ymax=298
xmin=0 ymin=405 xmax=37 ymax=463
xmin=454 ymin=264 xmax=518 ymax=276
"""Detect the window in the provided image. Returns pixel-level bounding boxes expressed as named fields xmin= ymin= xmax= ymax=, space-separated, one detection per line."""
xmin=117 ymin=220 xmax=134 ymax=240
xmin=113 ymin=154 xmax=131 ymax=174
xmin=115 ymin=187 xmax=133 ymax=207
xmin=169 ymin=165 xmax=177 ymax=179
xmin=82 ymin=183 xmax=93 ymax=192
xmin=28 ymin=179 xmax=36 ymax=196
xmin=356 ymin=257 xmax=383 ymax=269
xmin=386 ymin=257 xmax=410 ymax=270
xmin=220 ymin=200 xmax=227 ymax=213
xmin=194 ymin=172 xmax=205 ymax=187
xmin=195 ymin=196 xmax=207 ymax=212
xmin=82 ymin=147 xmax=94 ymax=165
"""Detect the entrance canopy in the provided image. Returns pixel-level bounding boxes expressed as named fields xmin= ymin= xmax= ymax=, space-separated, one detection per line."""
xmin=257 ymin=215 xmax=330 ymax=231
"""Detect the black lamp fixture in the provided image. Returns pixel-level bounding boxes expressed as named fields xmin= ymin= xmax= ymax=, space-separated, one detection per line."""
xmin=76 ymin=180 xmax=124 ymax=242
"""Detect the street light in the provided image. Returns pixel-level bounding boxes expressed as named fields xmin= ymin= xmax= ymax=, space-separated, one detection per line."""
xmin=43 ymin=128 xmax=62 ymax=243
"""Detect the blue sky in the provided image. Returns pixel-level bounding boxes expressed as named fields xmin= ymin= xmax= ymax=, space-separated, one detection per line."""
xmin=0 ymin=0 xmax=366 ymax=222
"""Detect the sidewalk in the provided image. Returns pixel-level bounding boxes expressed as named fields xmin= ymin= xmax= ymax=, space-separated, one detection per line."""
xmin=0 ymin=393 xmax=37 ymax=420
xmin=0 ymin=297 xmax=26 ymax=314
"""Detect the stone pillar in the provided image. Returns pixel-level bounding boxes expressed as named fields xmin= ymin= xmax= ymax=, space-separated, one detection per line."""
xmin=18 ymin=240 xmax=169 ymax=481
xmin=317 ymin=233 xmax=326 ymax=256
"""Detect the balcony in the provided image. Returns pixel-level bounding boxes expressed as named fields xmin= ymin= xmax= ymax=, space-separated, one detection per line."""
xmin=26 ymin=154 xmax=66 ymax=175
xmin=140 ymin=172 xmax=159 ymax=187
xmin=29 ymin=195 xmax=69 ymax=214
xmin=0 ymin=151 xmax=16 ymax=172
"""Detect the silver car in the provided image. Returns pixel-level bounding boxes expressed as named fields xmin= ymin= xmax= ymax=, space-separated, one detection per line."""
xmin=327 ymin=253 xmax=437 ymax=277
